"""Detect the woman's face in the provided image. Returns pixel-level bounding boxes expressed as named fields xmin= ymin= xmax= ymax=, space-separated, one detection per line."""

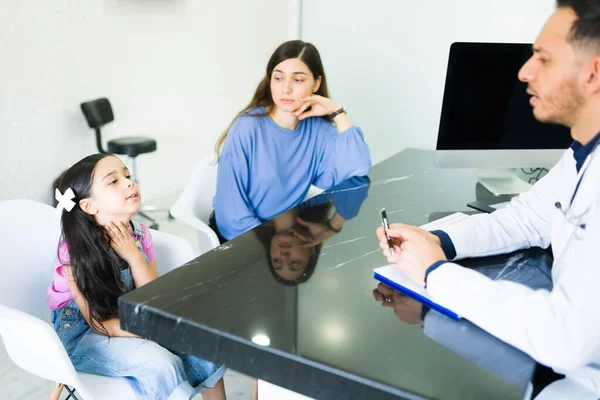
xmin=270 ymin=231 xmax=314 ymax=281
xmin=270 ymin=57 xmax=321 ymax=114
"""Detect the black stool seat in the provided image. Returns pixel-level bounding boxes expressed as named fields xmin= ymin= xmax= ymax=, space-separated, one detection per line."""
xmin=107 ymin=137 xmax=157 ymax=157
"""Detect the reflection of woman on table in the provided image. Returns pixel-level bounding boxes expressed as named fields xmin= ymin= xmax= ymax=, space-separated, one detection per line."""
xmin=256 ymin=176 xmax=370 ymax=285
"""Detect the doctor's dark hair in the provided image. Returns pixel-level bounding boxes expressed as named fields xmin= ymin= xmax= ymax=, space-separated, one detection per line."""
xmin=214 ymin=40 xmax=329 ymax=158
xmin=57 ymin=153 xmax=129 ymax=336
xmin=556 ymin=0 xmax=600 ymax=53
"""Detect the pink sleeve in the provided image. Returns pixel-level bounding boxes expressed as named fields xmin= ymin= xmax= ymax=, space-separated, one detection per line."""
xmin=140 ymin=224 xmax=156 ymax=263
xmin=55 ymin=241 xmax=71 ymax=267
xmin=46 ymin=242 xmax=74 ymax=311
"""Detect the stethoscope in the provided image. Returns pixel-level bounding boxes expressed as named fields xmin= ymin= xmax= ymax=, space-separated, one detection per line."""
xmin=553 ymin=138 xmax=600 ymax=239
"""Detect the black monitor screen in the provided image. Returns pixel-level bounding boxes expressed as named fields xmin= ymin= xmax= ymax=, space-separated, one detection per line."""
xmin=436 ymin=42 xmax=572 ymax=150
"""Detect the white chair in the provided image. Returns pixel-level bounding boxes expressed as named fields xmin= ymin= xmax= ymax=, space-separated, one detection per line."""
xmin=170 ymin=159 xmax=221 ymax=254
xmin=0 ymin=200 xmax=61 ymax=319
xmin=0 ymin=199 xmax=137 ymax=400
xmin=303 ymin=185 xmax=324 ymax=201
xmin=149 ymin=228 xmax=196 ymax=276
xmin=0 ymin=199 xmax=195 ymax=400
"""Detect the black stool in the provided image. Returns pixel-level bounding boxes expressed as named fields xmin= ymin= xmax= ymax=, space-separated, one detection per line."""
xmin=80 ymin=98 xmax=159 ymax=229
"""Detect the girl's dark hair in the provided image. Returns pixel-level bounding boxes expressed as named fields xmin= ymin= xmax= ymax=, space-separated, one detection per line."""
xmin=556 ymin=0 xmax=600 ymax=52
xmin=255 ymin=202 xmax=331 ymax=286
xmin=215 ymin=40 xmax=329 ymax=158
xmin=57 ymin=153 xmax=128 ymax=336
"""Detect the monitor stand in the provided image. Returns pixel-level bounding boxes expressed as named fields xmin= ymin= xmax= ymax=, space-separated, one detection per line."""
xmin=477 ymin=168 xmax=532 ymax=196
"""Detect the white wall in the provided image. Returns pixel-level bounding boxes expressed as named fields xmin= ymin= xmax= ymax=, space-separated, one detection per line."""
xmin=0 ymin=0 xmax=288 ymax=204
xmin=301 ymin=0 xmax=556 ymax=165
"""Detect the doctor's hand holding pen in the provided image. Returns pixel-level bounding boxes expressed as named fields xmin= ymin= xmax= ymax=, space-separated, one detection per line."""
xmin=376 ymin=222 xmax=447 ymax=288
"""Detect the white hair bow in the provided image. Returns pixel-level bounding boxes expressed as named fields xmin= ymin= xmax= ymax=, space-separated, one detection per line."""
xmin=55 ymin=188 xmax=76 ymax=217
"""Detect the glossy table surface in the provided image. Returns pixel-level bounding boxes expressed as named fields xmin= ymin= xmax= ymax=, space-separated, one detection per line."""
xmin=120 ymin=149 xmax=552 ymax=399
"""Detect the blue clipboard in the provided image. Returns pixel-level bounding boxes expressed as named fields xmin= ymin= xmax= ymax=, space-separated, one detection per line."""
xmin=374 ymin=265 xmax=461 ymax=321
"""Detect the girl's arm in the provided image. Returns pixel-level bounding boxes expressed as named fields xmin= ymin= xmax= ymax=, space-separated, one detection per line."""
xmin=63 ymin=265 xmax=140 ymax=338
xmin=106 ymin=221 xmax=159 ymax=288
xmin=128 ymin=257 xmax=158 ymax=288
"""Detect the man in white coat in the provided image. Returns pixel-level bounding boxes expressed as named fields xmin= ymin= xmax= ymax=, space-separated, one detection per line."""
xmin=376 ymin=1 xmax=600 ymax=398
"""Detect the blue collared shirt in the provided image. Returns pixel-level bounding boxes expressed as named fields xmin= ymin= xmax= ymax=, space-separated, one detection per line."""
xmin=569 ymin=132 xmax=600 ymax=205
xmin=570 ymin=132 xmax=600 ymax=173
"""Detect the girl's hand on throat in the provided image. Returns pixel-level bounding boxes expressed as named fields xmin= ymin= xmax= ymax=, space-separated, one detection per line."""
xmin=106 ymin=221 xmax=142 ymax=264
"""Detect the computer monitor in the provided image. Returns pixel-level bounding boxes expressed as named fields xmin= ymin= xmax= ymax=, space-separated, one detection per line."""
xmin=435 ymin=42 xmax=572 ymax=195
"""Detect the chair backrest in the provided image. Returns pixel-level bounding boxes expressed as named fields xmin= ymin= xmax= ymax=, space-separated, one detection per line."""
xmin=149 ymin=229 xmax=196 ymax=275
xmin=0 ymin=200 xmax=61 ymax=320
xmin=0 ymin=200 xmax=87 ymax=396
xmin=0 ymin=304 xmax=82 ymax=389
xmin=170 ymin=159 xmax=220 ymax=254
xmin=172 ymin=159 xmax=218 ymax=224
xmin=80 ymin=98 xmax=114 ymax=129
xmin=303 ymin=185 xmax=325 ymax=202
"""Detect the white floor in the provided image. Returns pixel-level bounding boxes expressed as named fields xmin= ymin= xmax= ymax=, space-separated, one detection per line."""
xmin=0 ymin=205 xmax=253 ymax=399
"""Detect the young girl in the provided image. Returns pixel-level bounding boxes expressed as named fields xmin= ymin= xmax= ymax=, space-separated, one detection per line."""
xmin=46 ymin=153 xmax=227 ymax=400
xmin=210 ymin=40 xmax=372 ymax=242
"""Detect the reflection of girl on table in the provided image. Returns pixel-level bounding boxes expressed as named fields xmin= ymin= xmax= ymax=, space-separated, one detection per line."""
xmin=211 ymin=40 xmax=371 ymax=242
xmin=256 ymin=176 xmax=370 ymax=285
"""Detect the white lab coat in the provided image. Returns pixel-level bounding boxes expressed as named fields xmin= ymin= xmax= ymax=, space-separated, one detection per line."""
xmin=427 ymin=145 xmax=600 ymax=399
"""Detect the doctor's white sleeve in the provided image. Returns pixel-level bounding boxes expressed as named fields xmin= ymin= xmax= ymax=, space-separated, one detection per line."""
xmin=427 ymin=221 xmax=600 ymax=373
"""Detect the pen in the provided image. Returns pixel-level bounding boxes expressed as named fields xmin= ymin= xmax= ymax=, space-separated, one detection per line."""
xmin=380 ymin=208 xmax=395 ymax=258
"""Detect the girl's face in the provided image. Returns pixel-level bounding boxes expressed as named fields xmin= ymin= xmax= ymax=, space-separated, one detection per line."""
xmin=270 ymin=58 xmax=321 ymax=114
xmin=79 ymin=156 xmax=141 ymax=224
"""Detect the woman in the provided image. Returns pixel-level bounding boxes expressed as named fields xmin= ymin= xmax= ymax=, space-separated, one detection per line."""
xmin=210 ymin=40 xmax=371 ymax=242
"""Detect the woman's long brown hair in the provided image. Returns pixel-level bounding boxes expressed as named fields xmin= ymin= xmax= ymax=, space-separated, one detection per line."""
xmin=214 ymin=40 xmax=329 ymax=158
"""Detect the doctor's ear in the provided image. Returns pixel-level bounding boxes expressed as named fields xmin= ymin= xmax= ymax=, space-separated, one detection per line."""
xmin=584 ymin=55 xmax=600 ymax=95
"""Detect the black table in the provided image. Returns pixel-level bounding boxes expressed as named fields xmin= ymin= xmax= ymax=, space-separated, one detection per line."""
xmin=120 ymin=149 xmax=553 ymax=400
